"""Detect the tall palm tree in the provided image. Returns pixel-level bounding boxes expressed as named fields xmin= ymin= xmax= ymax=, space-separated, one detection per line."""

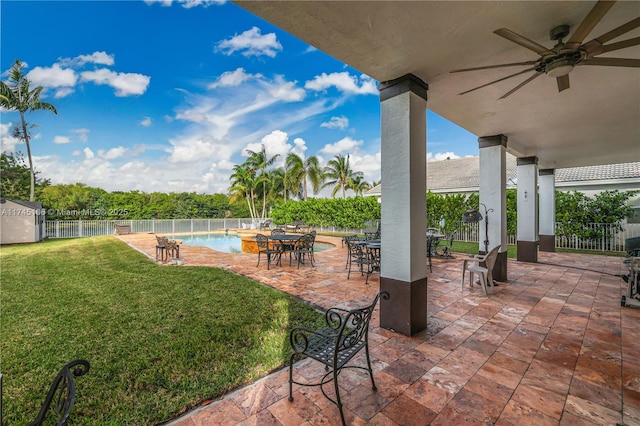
xmin=268 ymin=167 xmax=286 ymax=204
xmin=323 ymin=154 xmax=361 ymax=198
xmin=0 ymin=59 xmax=58 ymax=201
xmin=285 ymin=153 xmax=324 ymax=200
xmin=245 ymin=145 xmax=280 ymax=218
xmin=229 ymin=164 xmax=258 ymax=219
xmin=349 ymin=175 xmax=371 ymax=196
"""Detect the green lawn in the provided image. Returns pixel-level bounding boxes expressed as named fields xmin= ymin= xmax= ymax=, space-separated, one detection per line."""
xmin=0 ymin=236 xmax=325 ymax=425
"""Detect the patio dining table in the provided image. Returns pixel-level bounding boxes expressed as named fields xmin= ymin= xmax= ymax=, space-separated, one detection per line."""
xmin=268 ymin=234 xmax=304 ymax=264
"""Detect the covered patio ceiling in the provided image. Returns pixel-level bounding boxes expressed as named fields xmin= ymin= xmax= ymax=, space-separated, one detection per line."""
xmin=236 ymin=1 xmax=639 ymax=169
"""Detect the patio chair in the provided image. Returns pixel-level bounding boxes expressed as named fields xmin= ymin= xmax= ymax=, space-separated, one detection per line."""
xmin=461 ymin=245 xmax=500 ymax=295
xmin=156 ymin=235 xmax=169 ymax=261
xmin=259 ymin=218 xmax=272 ymax=230
xmin=439 ymin=230 xmax=457 ymax=258
xmin=256 ymin=233 xmax=280 ymax=270
xmin=113 ymin=222 xmax=131 ymax=235
xmin=288 ymin=291 xmax=389 ymax=426
xmin=270 ymin=228 xmax=289 ymax=255
xmin=346 ymin=239 xmax=378 ymax=284
xmin=28 ymin=359 xmax=90 ymax=426
xmin=289 ymin=234 xmax=315 ymax=269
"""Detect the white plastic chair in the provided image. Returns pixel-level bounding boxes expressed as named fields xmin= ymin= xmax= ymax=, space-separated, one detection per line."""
xmin=461 ymin=245 xmax=500 ymax=295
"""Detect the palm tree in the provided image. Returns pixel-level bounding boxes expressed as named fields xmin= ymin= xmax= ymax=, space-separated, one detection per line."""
xmin=0 ymin=59 xmax=58 ymax=201
xmin=323 ymin=154 xmax=361 ymax=198
xmin=268 ymin=167 xmax=286 ymax=204
xmin=245 ymin=145 xmax=280 ymax=218
xmin=229 ymin=164 xmax=258 ymax=219
xmin=285 ymin=153 xmax=324 ymax=200
xmin=349 ymin=175 xmax=371 ymax=196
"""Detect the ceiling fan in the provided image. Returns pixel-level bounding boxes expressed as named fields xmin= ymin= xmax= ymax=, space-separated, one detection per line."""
xmin=451 ymin=0 xmax=640 ymax=99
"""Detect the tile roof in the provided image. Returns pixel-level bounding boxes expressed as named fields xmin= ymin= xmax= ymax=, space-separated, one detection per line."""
xmin=367 ymin=156 xmax=640 ymax=195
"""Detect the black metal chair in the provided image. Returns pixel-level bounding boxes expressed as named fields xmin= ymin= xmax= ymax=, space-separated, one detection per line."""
xmin=346 ymin=239 xmax=378 ymax=284
xmin=289 ymin=234 xmax=314 ymax=269
xmin=439 ymin=230 xmax=457 ymax=258
xmin=28 ymin=359 xmax=90 ymax=426
xmin=256 ymin=233 xmax=280 ymax=269
xmin=288 ymin=292 xmax=389 ymax=426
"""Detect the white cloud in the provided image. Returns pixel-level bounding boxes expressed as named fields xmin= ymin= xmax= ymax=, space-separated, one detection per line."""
xmin=98 ymin=147 xmax=127 ymax=160
xmin=0 ymin=122 xmax=20 ymax=152
xmin=305 ymin=72 xmax=378 ymax=95
xmin=427 ymin=151 xmax=460 ymax=162
xmin=140 ymin=117 xmax=152 ymax=127
xmin=80 ymin=68 xmax=150 ymax=96
xmin=53 ymin=135 xmax=71 ymax=144
xmin=217 ymin=159 xmax=234 ymax=170
xmin=27 ymin=64 xmax=77 ymax=91
xmin=71 ymin=128 xmax=90 ymax=142
xmin=319 ymin=136 xmax=364 ymax=156
xmin=321 ymin=115 xmax=349 ymax=130
xmin=58 ymin=51 xmax=115 ymax=67
xmin=266 ymin=76 xmax=305 ymax=102
xmin=208 ymin=67 xmax=261 ymax=89
xmin=167 ymin=133 xmax=234 ymax=165
xmin=216 ymin=27 xmax=282 ymax=58
xmin=291 ymin=138 xmax=307 ymax=158
xmin=83 ymin=147 xmax=95 ymax=159
xmin=243 ymin=130 xmax=291 ymax=166
xmin=54 ymin=88 xmax=75 ymax=98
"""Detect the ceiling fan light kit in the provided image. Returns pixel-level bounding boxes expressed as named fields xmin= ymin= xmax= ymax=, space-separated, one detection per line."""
xmin=450 ymin=1 xmax=640 ymax=99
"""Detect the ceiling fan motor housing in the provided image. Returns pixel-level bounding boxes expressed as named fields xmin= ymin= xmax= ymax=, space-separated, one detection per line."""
xmin=550 ymin=25 xmax=571 ymax=41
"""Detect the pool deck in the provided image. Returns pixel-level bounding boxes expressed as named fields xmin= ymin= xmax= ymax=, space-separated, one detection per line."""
xmin=116 ymin=231 xmax=640 ymax=426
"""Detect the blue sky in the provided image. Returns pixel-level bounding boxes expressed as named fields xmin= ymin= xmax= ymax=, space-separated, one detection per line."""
xmin=1 ymin=0 xmax=479 ymax=196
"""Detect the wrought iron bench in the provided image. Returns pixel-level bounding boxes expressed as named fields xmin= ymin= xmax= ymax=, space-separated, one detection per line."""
xmin=288 ymin=292 xmax=389 ymax=425
xmin=28 ymin=359 xmax=90 ymax=426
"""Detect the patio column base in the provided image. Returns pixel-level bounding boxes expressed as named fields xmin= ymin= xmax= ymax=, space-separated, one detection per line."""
xmin=494 ymin=251 xmax=508 ymax=282
xmin=380 ymin=276 xmax=427 ymax=336
xmin=539 ymin=235 xmax=555 ymax=252
xmin=517 ymin=240 xmax=538 ymax=263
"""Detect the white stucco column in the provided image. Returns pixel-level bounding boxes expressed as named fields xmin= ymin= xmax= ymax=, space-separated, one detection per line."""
xmin=539 ymin=168 xmax=556 ymax=252
xmin=516 ymin=156 xmax=538 ymax=262
xmin=478 ymin=135 xmax=508 ymax=282
xmin=378 ymin=74 xmax=428 ymax=336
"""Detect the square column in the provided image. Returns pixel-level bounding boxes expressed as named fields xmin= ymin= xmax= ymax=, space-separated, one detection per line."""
xmin=478 ymin=135 xmax=508 ymax=282
xmin=539 ymin=169 xmax=556 ymax=252
xmin=378 ymin=74 xmax=428 ymax=336
xmin=517 ymin=157 xmax=539 ymax=262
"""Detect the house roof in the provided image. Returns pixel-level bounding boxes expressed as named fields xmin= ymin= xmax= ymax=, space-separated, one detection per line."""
xmin=0 ymin=198 xmax=43 ymax=209
xmin=366 ymin=157 xmax=640 ymax=196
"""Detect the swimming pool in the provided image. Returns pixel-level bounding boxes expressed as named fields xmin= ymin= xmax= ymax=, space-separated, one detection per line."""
xmin=171 ymin=233 xmax=334 ymax=254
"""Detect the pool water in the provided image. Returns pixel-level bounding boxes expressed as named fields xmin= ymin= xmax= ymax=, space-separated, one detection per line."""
xmin=171 ymin=233 xmax=333 ymax=254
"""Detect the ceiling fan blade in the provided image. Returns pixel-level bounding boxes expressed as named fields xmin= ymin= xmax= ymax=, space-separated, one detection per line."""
xmin=592 ymin=17 xmax=640 ymax=44
xmin=450 ymin=61 xmax=538 ymax=73
xmin=581 ymin=57 xmax=640 ymax=67
xmin=458 ymin=68 xmax=535 ymax=95
xmin=494 ymin=28 xmax=553 ymax=55
xmin=601 ymin=37 xmax=640 ymax=53
xmin=499 ymin=72 xmax=543 ymax=99
xmin=566 ymin=1 xmax=616 ymax=48
xmin=556 ymin=75 xmax=570 ymax=92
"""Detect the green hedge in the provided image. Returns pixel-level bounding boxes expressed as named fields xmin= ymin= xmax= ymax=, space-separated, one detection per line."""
xmin=270 ymin=197 xmax=381 ymax=229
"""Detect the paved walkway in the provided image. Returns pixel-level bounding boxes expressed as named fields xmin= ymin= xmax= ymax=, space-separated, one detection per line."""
xmin=117 ymin=232 xmax=640 ymax=426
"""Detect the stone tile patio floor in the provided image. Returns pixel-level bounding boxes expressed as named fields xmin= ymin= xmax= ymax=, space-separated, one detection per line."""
xmin=117 ymin=232 xmax=640 ymax=426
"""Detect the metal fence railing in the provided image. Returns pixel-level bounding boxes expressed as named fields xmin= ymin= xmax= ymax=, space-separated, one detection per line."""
xmin=45 ymin=219 xmax=640 ymax=253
